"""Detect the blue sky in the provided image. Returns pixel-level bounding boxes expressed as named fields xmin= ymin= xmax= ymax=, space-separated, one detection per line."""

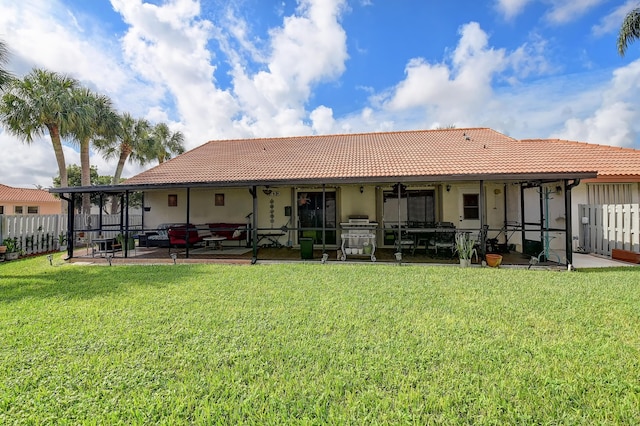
xmin=1 ymin=0 xmax=639 ymax=187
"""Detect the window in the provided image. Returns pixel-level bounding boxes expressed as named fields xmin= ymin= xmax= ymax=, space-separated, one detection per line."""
xmin=27 ymin=206 xmax=39 ymax=214
xmin=0 ymin=206 xmax=4 ymax=214
xmin=407 ymin=190 xmax=436 ymax=224
xmin=168 ymin=194 xmax=178 ymax=207
xmin=14 ymin=206 xmax=23 ymax=214
xmin=462 ymin=194 xmax=479 ymax=220
xmin=214 ymin=193 xmax=225 ymax=206
xmin=383 ymin=189 xmax=436 ymax=225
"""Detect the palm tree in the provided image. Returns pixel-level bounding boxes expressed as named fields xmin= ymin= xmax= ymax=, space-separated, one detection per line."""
xmin=67 ymin=87 xmax=119 ymax=214
xmin=0 ymin=39 xmax=12 ymax=90
xmin=0 ymin=68 xmax=78 ymax=192
xmin=618 ymin=7 xmax=640 ymax=56
xmin=149 ymin=122 xmax=186 ymax=163
xmin=95 ymin=112 xmax=153 ymax=213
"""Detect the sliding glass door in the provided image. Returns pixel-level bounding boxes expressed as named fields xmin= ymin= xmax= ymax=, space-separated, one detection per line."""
xmin=297 ymin=191 xmax=336 ymax=244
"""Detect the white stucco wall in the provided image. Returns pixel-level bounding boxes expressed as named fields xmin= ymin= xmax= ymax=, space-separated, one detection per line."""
xmin=339 ymin=185 xmax=377 ymax=223
xmin=143 ymin=188 xmax=253 ymax=229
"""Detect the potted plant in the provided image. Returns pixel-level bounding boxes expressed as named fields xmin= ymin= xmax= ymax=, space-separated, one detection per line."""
xmin=2 ymin=238 xmax=20 ymax=260
xmin=116 ymin=233 xmax=135 ymax=250
xmin=454 ymin=232 xmax=478 ymax=267
xmin=58 ymin=233 xmax=67 ymax=251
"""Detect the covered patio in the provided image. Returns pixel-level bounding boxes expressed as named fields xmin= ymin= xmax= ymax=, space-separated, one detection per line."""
xmin=50 ymin=128 xmax=604 ymax=268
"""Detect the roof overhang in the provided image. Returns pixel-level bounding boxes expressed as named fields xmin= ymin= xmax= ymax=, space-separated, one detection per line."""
xmin=48 ymin=171 xmax=597 ymax=194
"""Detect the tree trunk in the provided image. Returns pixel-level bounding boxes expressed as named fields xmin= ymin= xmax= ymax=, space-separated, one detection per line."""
xmin=80 ymin=137 xmax=91 ymax=215
xmin=48 ymin=124 xmax=68 ymax=214
xmin=110 ymin=147 xmax=130 ymax=214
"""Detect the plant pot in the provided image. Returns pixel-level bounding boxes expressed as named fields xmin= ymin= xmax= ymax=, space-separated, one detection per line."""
xmin=0 ymin=245 xmax=6 ymax=254
xmin=459 ymin=258 xmax=471 ymax=267
xmin=485 ymin=253 xmax=503 ymax=267
xmin=5 ymin=252 xmax=19 ymax=261
xmin=363 ymin=244 xmax=372 ymax=255
xmin=60 ymin=245 xmax=67 ymax=252
xmin=394 ymin=252 xmax=402 ymax=261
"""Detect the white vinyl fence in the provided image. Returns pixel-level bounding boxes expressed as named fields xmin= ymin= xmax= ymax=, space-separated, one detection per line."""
xmin=0 ymin=214 xmax=67 ymax=255
xmin=578 ymin=204 xmax=640 ymax=255
xmin=1 ymin=214 xmax=143 ymax=255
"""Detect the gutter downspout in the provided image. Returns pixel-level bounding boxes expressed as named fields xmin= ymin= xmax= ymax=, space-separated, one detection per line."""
xmin=565 ymin=179 xmax=580 ymax=270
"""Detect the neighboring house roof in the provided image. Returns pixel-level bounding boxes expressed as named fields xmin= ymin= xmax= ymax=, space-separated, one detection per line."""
xmin=124 ymin=128 xmax=613 ymax=187
xmin=522 ymin=139 xmax=640 ymax=182
xmin=0 ymin=184 xmax=60 ymax=203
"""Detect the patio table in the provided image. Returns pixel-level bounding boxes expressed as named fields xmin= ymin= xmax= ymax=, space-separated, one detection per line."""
xmin=203 ymin=235 xmax=226 ymax=250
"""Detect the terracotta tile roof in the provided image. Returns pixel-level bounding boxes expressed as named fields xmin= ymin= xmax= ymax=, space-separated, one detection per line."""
xmin=0 ymin=184 xmax=60 ymax=203
xmin=521 ymin=139 xmax=640 ymax=178
xmin=124 ymin=128 xmax=640 ymax=186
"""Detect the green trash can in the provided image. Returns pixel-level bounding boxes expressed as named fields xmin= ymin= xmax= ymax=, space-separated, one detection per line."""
xmin=300 ymin=238 xmax=314 ymax=259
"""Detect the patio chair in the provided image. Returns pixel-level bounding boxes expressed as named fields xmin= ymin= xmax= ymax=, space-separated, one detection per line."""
xmin=395 ymin=231 xmax=415 ymax=253
xmin=433 ymin=225 xmax=456 ymax=255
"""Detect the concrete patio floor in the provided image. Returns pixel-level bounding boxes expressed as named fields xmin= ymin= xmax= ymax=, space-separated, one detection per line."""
xmin=65 ymin=243 xmax=639 ymax=270
xmin=571 ymin=252 xmax=637 ymax=269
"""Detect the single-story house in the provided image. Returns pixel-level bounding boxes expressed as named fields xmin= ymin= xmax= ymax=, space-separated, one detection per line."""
xmin=0 ymin=183 xmax=62 ymax=215
xmin=50 ymin=128 xmax=640 ymax=266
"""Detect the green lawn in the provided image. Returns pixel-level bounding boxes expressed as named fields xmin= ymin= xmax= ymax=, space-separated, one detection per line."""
xmin=1 ymin=255 xmax=639 ymax=424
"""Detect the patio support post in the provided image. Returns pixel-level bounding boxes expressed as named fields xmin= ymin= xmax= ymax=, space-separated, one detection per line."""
xmin=397 ymin=182 xmax=402 ymax=260
xmin=60 ymin=193 xmax=74 ymax=260
xmin=520 ymin=183 xmax=526 ymax=254
xmin=503 ymin=184 xmax=508 ymax=247
xmin=98 ymin=193 xmax=104 ymax=233
xmin=124 ymin=190 xmax=130 ymax=259
xmin=479 ymin=180 xmax=486 ymax=257
xmin=119 ymin=194 xmax=125 ymax=234
xmin=564 ymin=179 xmax=580 ymax=268
xmin=250 ymin=186 xmax=258 ymax=264
xmin=322 ymin=184 xmax=326 ymax=254
xmin=141 ymin=192 xmax=145 ymax=231
xmin=539 ymin=185 xmax=544 ymax=250
xmin=185 ymin=188 xmax=191 ymax=258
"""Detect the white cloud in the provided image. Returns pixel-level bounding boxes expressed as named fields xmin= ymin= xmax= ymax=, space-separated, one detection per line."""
xmin=592 ymin=0 xmax=637 ymax=37
xmin=0 ymin=0 xmax=128 ymax=90
xmin=2 ymin=0 xmax=639 ymax=190
xmin=508 ymin=33 xmax=554 ymax=79
xmin=544 ymin=0 xmax=605 ymax=24
xmin=111 ymin=0 xmax=241 ymax=145
xmin=310 ymin=105 xmax=336 ymax=134
xmin=382 ymin=22 xmax=507 ymax=124
xmin=229 ymin=0 xmax=348 ymax=137
xmin=552 ymin=59 xmax=640 ymax=146
xmin=495 ymin=0 xmax=533 ymax=20
xmin=497 ymin=0 xmax=607 ymax=24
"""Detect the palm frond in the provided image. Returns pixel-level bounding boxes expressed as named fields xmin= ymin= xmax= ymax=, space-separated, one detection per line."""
xmin=618 ymin=8 xmax=640 ymax=56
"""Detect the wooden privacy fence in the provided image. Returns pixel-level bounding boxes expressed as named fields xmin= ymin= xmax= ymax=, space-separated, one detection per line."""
xmin=578 ymin=204 xmax=640 ymax=255
xmin=1 ymin=214 xmax=143 ymax=256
